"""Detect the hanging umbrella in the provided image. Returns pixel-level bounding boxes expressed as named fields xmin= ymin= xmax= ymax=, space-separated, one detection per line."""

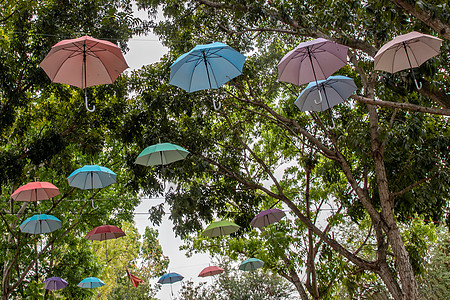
xmin=39 ymin=35 xmax=129 ymax=112
xmin=170 ymin=42 xmax=246 ymax=110
xmin=135 ymin=143 xmax=189 ymax=166
xmin=158 ymin=272 xmax=184 ymax=284
xmin=198 ymin=266 xmax=224 ymax=277
xmin=19 ymin=214 xmax=61 ymax=234
xmin=43 ymin=277 xmax=68 ymax=290
xmin=67 ymin=165 xmax=116 ymax=190
xmin=126 ymin=268 xmax=144 ymax=288
xmin=250 ymin=208 xmax=286 ymax=228
xmin=85 ymin=225 xmax=126 ymax=261
xmin=11 ymin=181 xmax=60 ymax=202
xmin=77 ymin=277 xmax=105 ymax=288
xmin=294 ymin=75 xmax=357 ymax=112
xmin=239 ymin=258 xmax=264 ymax=271
xmin=201 ymin=220 xmax=240 ymax=238
xmin=374 ymin=31 xmax=442 ymax=89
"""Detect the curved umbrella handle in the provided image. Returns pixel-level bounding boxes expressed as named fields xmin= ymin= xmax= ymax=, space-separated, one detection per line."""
xmin=91 ymin=199 xmax=98 ymax=209
xmin=85 ymin=89 xmax=95 ymax=112
xmin=213 ymin=99 xmax=222 ymax=111
xmin=314 ymin=89 xmax=323 ymax=105
xmin=414 ymin=78 xmax=422 ymax=90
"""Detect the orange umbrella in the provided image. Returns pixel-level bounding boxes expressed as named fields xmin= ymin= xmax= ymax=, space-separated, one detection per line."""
xmin=39 ymin=35 xmax=129 ymax=112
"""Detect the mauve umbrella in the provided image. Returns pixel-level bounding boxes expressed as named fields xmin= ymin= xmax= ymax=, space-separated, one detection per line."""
xmin=39 ymin=35 xmax=129 ymax=112
xmin=86 ymin=225 xmax=126 ymax=261
xmin=374 ymin=31 xmax=442 ymax=89
xmin=250 ymin=208 xmax=286 ymax=229
xmin=198 ymin=266 xmax=224 ymax=277
xmin=44 ymin=277 xmax=68 ymax=290
xmin=11 ymin=181 xmax=60 ymax=202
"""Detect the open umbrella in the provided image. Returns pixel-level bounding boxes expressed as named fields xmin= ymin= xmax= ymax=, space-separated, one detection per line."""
xmin=135 ymin=143 xmax=189 ymax=166
xmin=39 ymin=35 xmax=129 ymax=112
xmin=294 ymin=75 xmax=357 ymax=112
xmin=250 ymin=208 xmax=286 ymax=228
xmin=43 ymin=277 xmax=68 ymax=290
xmin=239 ymin=258 xmax=264 ymax=271
xmin=198 ymin=266 xmax=224 ymax=277
xmin=170 ymin=42 xmax=246 ymax=109
xmin=19 ymin=214 xmax=61 ymax=234
xmin=77 ymin=277 xmax=105 ymax=288
xmin=67 ymin=165 xmax=116 ymax=190
xmin=86 ymin=225 xmax=125 ymax=261
xmin=158 ymin=272 xmax=184 ymax=297
xmin=11 ymin=181 xmax=60 ymax=202
xmin=202 ymin=220 xmax=240 ymax=238
xmin=374 ymin=31 xmax=442 ymax=89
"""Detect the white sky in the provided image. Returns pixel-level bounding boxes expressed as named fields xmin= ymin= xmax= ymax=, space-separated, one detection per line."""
xmin=126 ymin=7 xmax=211 ymax=300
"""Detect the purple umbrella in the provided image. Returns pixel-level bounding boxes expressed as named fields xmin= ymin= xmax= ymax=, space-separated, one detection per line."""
xmin=250 ymin=208 xmax=286 ymax=228
xmin=43 ymin=277 xmax=68 ymax=290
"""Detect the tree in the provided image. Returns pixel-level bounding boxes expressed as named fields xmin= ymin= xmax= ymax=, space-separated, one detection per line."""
xmin=130 ymin=1 xmax=450 ymax=300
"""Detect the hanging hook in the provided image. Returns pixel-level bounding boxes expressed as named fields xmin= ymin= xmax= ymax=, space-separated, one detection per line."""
xmin=414 ymin=78 xmax=422 ymax=90
xmin=213 ymin=99 xmax=222 ymax=110
xmin=314 ymin=88 xmax=323 ymax=105
xmin=91 ymin=199 xmax=98 ymax=209
xmin=85 ymin=89 xmax=95 ymax=112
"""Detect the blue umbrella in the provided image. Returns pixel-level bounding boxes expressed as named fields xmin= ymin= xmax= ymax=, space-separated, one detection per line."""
xmin=19 ymin=214 xmax=61 ymax=234
xmin=294 ymin=75 xmax=357 ymax=112
xmin=77 ymin=277 xmax=105 ymax=288
xmin=67 ymin=165 xmax=116 ymax=190
xmin=170 ymin=42 xmax=246 ymax=109
xmin=157 ymin=272 xmax=184 ymax=284
xmin=239 ymin=258 xmax=264 ymax=271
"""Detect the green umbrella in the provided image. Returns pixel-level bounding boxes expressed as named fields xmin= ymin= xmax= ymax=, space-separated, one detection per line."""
xmin=239 ymin=258 xmax=264 ymax=271
xmin=201 ymin=220 xmax=240 ymax=238
xmin=135 ymin=143 xmax=189 ymax=166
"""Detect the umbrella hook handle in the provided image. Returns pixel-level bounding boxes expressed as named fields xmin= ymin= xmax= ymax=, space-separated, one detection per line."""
xmin=414 ymin=78 xmax=422 ymax=90
xmin=85 ymin=89 xmax=95 ymax=112
xmin=91 ymin=199 xmax=98 ymax=209
xmin=213 ymin=99 xmax=221 ymax=111
xmin=314 ymin=88 xmax=323 ymax=105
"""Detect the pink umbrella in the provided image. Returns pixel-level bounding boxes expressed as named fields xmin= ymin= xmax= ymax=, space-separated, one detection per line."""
xmin=198 ymin=266 xmax=224 ymax=277
xmin=374 ymin=31 xmax=442 ymax=89
xmin=11 ymin=181 xmax=60 ymax=202
xmin=86 ymin=225 xmax=126 ymax=261
xmin=39 ymin=35 xmax=129 ymax=112
xmin=250 ymin=208 xmax=286 ymax=228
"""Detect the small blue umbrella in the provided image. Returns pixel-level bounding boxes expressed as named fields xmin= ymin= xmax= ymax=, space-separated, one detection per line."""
xmin=157 ymin=272 xmax=184 ymax=284
xmin=19 ymin=214 xmax=61 ymax=234
xmin=239 ymin=258 xmax=264 ymax=271
xmin=67 ymin=165 xmax=116 ymax=190
xmin=294 ymin=75 xmax=357 ymax=112
xmin=170 ymin=42 xmax=246 ymax=109
xmin=77 ymin=277 xmax=105 ymax=288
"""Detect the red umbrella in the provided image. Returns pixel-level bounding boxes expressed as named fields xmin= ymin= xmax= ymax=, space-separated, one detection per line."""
xmin=11 ymin=181 xmax=60 ymax=202
xmin=198 ymin=266 xmax=224 ymax=277
xmin=39 ymin=35 xmax=129 ymax=112
xmin=126 ymin=268 xmax=144 ymax=288
xmin=86 ymin=225 xmax=126 ymax=261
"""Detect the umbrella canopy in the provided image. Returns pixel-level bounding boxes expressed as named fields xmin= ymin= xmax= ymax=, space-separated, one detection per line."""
xmin=43 ymin=277 xmax=68 ymax=290
xmin=67 ymin=165 xmax=116 ymax=190
xmin=19 ymin=214 xmax=62 ymax=234
xmin=294 ymin=75 xmax=357 ymax=112
xmin=239 ymin=258 xmax=264 ymax=271
xmin=198 ymin=266 xmax=224 ymax=277
xmin=373 ymin=31 xmax=442 ymax=89
xmin=135 ymin=143 xmax=189 ymax=166
xmin=157 ymin=272 xmax=184 ymax=284
xmin=201 ymin=220 xmax=240 ymax=238
xmin=11 ymin=181 xmax=60 ymax=202
xmin=85 ymin=225 xmax=125 ymax=241
xmin=126 ymin=268 xmax=144 ymax=288
xmin=374 ymin=31 xmax=442 ymax=73
xmin=77 ymin=277 xmax=105 ymax=288
xmin=278 ymin=38 xmax=348 ymax=86
xmin=250 ymin=208 xmax=286 ymax=228
xmin=170 ymin=42 xmax=246 ymax=93
xmin=39 ymin=35 xmax=129 ymax=111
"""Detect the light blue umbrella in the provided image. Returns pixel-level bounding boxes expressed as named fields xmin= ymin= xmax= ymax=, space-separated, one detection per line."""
xmin=169 ymin=42 xmax=246 ymax=98
xmin=19 ymin=214 xmax=61 ymax=234
xmin=294 ymin=75 xmax=357 ymax=112
xmin=157 ymin=272 xmax=184 ymax=284
xmin=239 ymin=258 xmax=264 ymax=271
xmin=67 ymin=165 xmax=116 ymax=190
xmin=77 ymin=277 xmax=105 ymax=288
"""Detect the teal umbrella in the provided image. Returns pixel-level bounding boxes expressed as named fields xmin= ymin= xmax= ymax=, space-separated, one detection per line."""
xmin=201 ymin=220 xmax=240 ymax=238
xmin=239 ymin=258 xmax=264 ymax=271
xmin=77 ymin=277 xmax=105 ymax=288
xmin=135 ymin=143 xmax=189 ymax=166
xmin=67 ymin=165 xmax=116 ymax=190
xmin=19 ymin=214 xmax=61 ymax=234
